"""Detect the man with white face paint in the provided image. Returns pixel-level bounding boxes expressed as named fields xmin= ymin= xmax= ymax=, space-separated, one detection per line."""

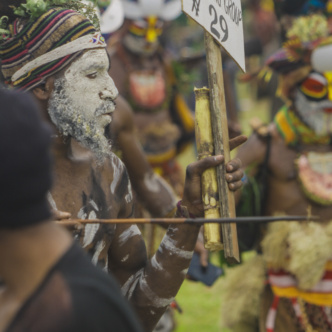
xmin=220 ymin=14 xmax=332 ymax=332
xmin=48 ymin=49 xmax=118 ymax=163
xmin=0 ymin=3 xmax=245 ymax=331
xmin=293 ymin=72 xmax=332 ymax=136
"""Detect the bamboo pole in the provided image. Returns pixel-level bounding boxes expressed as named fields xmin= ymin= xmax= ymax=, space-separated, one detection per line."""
xmin=194 ymin=87 xmax=223 ymax=251
xmin=147 ymin=224 xmax=156 ymax=257
xmin=204 ymin=31 xmax=239 ymax=263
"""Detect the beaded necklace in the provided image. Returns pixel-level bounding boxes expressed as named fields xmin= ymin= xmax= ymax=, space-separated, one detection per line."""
xmin=274 ymin=106 xmax=332 ymax=147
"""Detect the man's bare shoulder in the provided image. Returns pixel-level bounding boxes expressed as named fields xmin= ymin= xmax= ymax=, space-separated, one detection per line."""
xmin=105 ymin=152 xmax=128 ymax=181
xmin=105 ymin=153 xmax=134 ymax=214
xmin=268 ymin=122 xmax=285 ymax=143
xmin=236 ymin=128 xmax=267 ymax=165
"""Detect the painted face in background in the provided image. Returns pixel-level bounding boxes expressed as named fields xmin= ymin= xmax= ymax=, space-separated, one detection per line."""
xmin=123 ymin=16 xmax=164 ymax=55
xmin=48 ymin=48 xmax=118 ymax=162
xmin=294 ymin=71 xmax=332 ymax=136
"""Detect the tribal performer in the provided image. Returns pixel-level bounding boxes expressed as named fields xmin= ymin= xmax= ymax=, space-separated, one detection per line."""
xmin=221 ymin=13 xmax=332 ymax=332
xmin=69 ymin=0 xmax=180 ymax=223
xmin=0 ymin=87 xmax=144 ymax=332
xmin=0 ymin=2 xmax=245 ymax=331
xmin=108 ymin=0 xmax=195 ymax=197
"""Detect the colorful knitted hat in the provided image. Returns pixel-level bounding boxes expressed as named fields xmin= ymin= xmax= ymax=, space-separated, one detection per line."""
xmin=0 ymin=4 xmax=107 ymax=90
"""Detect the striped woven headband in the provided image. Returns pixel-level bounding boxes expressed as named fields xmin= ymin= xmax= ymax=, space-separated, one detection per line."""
xmin=12 ymin=32 xmax=106 ymax=83
xmin=0 ymin=8 xmax=102 ymax=90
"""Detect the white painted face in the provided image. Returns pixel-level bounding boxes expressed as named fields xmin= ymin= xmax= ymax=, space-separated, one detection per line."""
xmin=295 ymin=90 xmax=332 ymax=136
xmin=64 ymin=48 xmax=118 ymax=128
xmin=294 ymin=72 xmax=332 ymax=136
xmin=48 ymin=48 xmax=118 ymax=163
xmin=123 ymin=18 xmax=164 ymax=56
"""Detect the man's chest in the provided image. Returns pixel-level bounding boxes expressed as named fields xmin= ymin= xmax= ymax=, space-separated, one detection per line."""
xmin=268 ymin=142 xmax=332 ymax=214
xmin=50 ymin=168 xmax=120 ymax=219
xmin=267 ymin=141 xmax=298 ymax=181
xmin=49 ymin=167 xmax=120 ymax=269
xmin=268 ymin=142 xmax=332 ymax=180
xmin=49 ymin=153 xmax=132 ymax=218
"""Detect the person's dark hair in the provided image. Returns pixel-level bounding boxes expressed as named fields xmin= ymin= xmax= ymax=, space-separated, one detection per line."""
xmin=0 ymin=88 xmax=53 ymax=228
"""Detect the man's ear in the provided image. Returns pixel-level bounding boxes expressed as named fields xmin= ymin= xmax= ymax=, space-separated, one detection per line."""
xmin=32 ymin=77 xmax=55 ymax=101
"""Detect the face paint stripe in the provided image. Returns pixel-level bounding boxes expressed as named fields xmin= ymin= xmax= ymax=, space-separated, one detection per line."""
xmin=91 ymin=240 xmax=106 ymax=266
xmin=89 ymin=199 xmax=99 ymax=211
xmin=125 ymin=181 xmax=133 ymax=203
xmin=160 ymin=235 xmax=193 ymax=260
xmin=139 ymin=278 xmax=174 ymax=308
xmin=300 ymin=85 xmax=327 ymax=99
xmin=129 ymin=25 xmax=147 ymax=36
xmin=118 ymin=225 xmax=141 ymax=245
xmin=82 ymin=223 xmax=100 ymax=247
xmin=77 ymin=207 xmax=87 ymax=220
xmin=151 ymin=255 xmax=164 ymax=271
xmin=121 ymin=254 xmax=130 ymax=262
xmin=324 ymin=72 xmax=332 ymax=102
xmin=88 ymin=210 xmax=97 ymax=220
xmin=181 ymin=268 xmax=189 ymax=276
xmin=127 ymin=276 xmax=141 ymax=300
xmin=299 ymin=73 xmax=328 ymax=100
xmin=121 ymin=268 xmax=144 ymax=297
xmin=47 ymin=192 xmax=57 ymax=210
xmin=308 ymin=72 xmax=328 ymax=85
xmin=111 ymin=156 xmax=124 ymax=194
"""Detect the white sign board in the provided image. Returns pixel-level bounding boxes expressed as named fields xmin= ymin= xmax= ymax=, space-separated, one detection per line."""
xmin=182 ymin=0 xmax=245 ymax=72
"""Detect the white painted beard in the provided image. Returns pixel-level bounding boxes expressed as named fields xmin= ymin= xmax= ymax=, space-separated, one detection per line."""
xmin=48 ymin=77 xmax=112 ymax=164
xmin=294 ymin=89 xmax=332 ymax=136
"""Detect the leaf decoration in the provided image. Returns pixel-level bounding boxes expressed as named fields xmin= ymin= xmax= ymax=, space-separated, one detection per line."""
xmin=11 ymin=0 xmax=100 ymax=28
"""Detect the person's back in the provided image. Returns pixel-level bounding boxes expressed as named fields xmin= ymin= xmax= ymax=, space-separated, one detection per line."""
xmin=6 ymin=243 xmax=143 ymax=332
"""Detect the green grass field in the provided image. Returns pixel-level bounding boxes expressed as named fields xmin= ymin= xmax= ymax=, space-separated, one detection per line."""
xmin=174 ymin=275 xmax=230 ymax=332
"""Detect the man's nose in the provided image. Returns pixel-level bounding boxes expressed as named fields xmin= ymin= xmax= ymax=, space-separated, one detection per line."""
xmin=100 ymin=81 xmax=118 ymax=100
xmin=145 ymin=16 xmax=159 ymax=43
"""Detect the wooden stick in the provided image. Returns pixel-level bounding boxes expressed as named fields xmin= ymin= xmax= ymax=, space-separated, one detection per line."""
xmin=194 ymin=87 xmax=223 ymax=251
xmin=204 ymin=31 xmax=239 ymax=263
xmin=57 ymin=215 xmax=318 ymax=227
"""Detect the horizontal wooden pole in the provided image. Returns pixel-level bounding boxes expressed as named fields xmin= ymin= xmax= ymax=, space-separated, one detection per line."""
xmin=57 ymin=215 xmax=318 ymax=227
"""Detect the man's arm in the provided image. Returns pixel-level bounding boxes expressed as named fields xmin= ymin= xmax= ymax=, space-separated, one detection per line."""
xmin=109 ymin=136 xmax=246 ymax=332
xmin=236 ymin=131 xmax=268 ymax=170
xmin=109 ymin=95 xmax=177 ymax=217
xmin=234 ymin=128 xmax=269 ymax=204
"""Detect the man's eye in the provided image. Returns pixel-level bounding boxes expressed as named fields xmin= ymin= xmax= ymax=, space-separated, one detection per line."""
xmin=86 ymin=73 xmax=97 ymax=79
